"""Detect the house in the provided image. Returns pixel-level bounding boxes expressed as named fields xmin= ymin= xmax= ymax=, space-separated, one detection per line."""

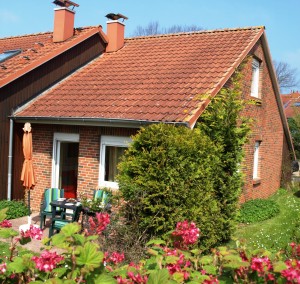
xmin=0 ymin=3 xmax=108 ymax=200
xmin=281 ymin=91 xmax=300 ymax=118
xmin=2 ymin=5 xmax=295 ymax=209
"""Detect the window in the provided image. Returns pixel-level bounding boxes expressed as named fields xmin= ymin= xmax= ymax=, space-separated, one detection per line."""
xmin=0 ymin=49 xmax=21 ymax=63
xmin=251 ymin=58 xmax=260 ymax=98
xmin=253 ymin=141 xmax=261 ymax=179
xmin=99 ymin=136 xmax=132 ymax=189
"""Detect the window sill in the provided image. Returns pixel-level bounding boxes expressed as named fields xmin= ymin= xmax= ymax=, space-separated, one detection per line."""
xmin=249 ymin=97 xmax=262 ymax=106
xmin=252 ymin=178 xmax=261 ymax=185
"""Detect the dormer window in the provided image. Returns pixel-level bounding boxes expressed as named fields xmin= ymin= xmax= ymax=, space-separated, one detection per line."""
xmin=0 ymin=49 xmax=21 ymax=63
xmin=251 ymin=58 xmax=260 ymax=98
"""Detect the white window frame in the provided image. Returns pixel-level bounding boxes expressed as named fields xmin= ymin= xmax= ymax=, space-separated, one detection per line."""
xmin=251 ymin=58 xmax=260 ymax=98
xmin=51 ymin=133 xmax=80 ymax=188
xmin=99 ymin=135 xmax=132 ymax=189
xmin=253 ymin=141 xmax=260 ymax=179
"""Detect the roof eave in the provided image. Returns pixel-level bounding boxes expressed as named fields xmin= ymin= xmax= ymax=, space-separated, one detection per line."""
xmin=260 ymin=31 xmax=296 ymax=159
xmin=10 ymin=116 xmax=189 ymax=129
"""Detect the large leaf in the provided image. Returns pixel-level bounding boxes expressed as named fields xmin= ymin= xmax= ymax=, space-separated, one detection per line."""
xmin=61 ymin=223 xmax=81 ymax=237
xmin=0 ymin=208 xmax=8 ymax=221
xmin=273 ymin=261 xmax=288 ymax=272
xmin=94 ymin=273 xmax=117 ymax=284
xmin=147 ymin=269 xmax=170 ymax=284
xmin=7 ymin=257 xmax=27 ymax=273
xmin=0 ymin=227 xmax=18 ymax=238
xmin=76 ymin=242 xmax=104 ymax=270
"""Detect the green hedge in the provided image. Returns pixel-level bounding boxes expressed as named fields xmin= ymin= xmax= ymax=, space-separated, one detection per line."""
xmin=0 ymin=200 xmax=28 ymax=219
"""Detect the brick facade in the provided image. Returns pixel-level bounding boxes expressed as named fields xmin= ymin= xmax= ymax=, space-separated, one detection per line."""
xmin=239 ymin=40 xmax=291 ymax=202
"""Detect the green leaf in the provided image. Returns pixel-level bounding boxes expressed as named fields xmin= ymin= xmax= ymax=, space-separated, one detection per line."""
xmin=273 ymin=261 xmax=288 ymax=272
xmin=61 ymin=223 xmax=81 ymax=236
xmin=76 ymin=242 xmax=104 ymax=270
xmin=43 ymin=279 xmax=66 ymax=284
xmin=147 ymin=239 xmax=166 ymax=246
xmin=0 ymin=208 xmax=8 ymax=222
xmin=199 ymin=255 xmax=213 ymax=265
xmin=147 ymin=269 xmax=170 ymax=284
xmin=7 ymin=257 xmax=27 ymax=273
xmin=0 ymin=228 xmax=18 ymax=238
xmin=94 ymin=273 xmax=117 ymax=284
xmin=202 ymin=265 xmax=217 ymax=275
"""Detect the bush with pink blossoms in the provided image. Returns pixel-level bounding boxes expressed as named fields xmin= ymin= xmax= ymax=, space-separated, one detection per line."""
xmin=3 ymin=208 xmax=300 ymax=283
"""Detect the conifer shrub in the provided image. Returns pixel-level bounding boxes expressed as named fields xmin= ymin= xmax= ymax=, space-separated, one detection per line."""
xmin=118 ymin=124 xmax=227 ymax=250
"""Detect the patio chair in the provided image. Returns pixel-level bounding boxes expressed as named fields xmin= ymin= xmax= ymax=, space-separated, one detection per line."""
xmin=49 ymin=204 xmax=82 ymax=237
xmin=40 ymin=188 xmax=64 ymax=229
xmin=93 ymin=189 xmax=112 ymax=211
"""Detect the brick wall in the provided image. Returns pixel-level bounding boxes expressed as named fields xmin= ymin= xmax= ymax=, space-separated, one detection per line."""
xmin=30 ymin=124 xmax=137 ymax=211
xmin=239 ymin=40 xmax=291 ymax=202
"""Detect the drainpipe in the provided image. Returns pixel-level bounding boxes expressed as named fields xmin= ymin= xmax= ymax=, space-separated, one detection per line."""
xmin=7 ymin=119 xmax=13 ymax=201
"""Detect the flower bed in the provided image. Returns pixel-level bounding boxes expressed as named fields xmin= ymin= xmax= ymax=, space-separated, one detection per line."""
xmin=0 ymin=208 xmax=300 ymax=283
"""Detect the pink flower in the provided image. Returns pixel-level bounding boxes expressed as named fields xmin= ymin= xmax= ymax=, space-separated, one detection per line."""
xmin=104 ymin=251 xmax=125 ymax=265
xmin=250 ymin=257 xmax=272 ymax=276
xmin=127 ymin=271 xmax=148 ymax=283
xmin=0 ymin=263 xmax=6 ymax=274
xmin=172 ymin=221 xmax=200 ymax=249
xmin=21 ymin=225 xmax=43 ymax=240
xmin=32 ymin=250 xmax=64 ymax=272
xmin=281 ymin=260 xmax=300 ymax=282
xmin=87 ymin=212 xmax=110 ymax=235
xmin=0 ymin=220 xmax=12 ymax=228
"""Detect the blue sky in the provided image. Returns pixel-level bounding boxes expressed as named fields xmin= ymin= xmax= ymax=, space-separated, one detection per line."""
xmin=0 ymin=0 xmax=299 ymax=88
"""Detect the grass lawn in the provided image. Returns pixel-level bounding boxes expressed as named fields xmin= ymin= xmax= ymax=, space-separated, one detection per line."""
xmin=232 ymin=188 xmax=300 ymax=252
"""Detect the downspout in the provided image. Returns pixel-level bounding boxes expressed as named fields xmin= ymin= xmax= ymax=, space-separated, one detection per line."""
xmin=7 ymin=119 xmax=13 ymax=201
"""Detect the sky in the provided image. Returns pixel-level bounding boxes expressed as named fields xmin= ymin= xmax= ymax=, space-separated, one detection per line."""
xmin=0 ymin=0 xmax=299 ymax=89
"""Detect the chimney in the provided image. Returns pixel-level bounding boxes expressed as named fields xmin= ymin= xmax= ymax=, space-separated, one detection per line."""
xmin=106 ymin=20 xmax=125 ymax=52
xmin=53 ymin=7 xmax=75 ymax=42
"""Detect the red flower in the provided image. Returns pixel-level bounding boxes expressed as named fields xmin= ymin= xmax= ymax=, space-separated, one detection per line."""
xmin=20 ymin=225 xmax=43 ymax=240
xmin=0 ymin=263 xmax=6 ymax=274
xmin=104 ymin=251 xmax=125 ymax=265
xmin=87 ymin=212 xmax=110 ymax=235
xmin=172 ymin=221 xmax=200 ymax=249
xmin=250 ymin=257 xmax=272 ymax=276
xmin=0 ymin=220 xmax=12 ymax=228
xmin=32 ymin=250 xmax=64 ymax=272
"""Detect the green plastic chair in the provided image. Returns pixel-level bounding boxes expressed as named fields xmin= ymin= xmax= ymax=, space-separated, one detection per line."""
xmin=93 ymin=189 xmax=112 ymax=210
xmin=40 ymin=188 xmax=64 ymax=229
xmin=48 ymin=204 xmax=82 ymax=237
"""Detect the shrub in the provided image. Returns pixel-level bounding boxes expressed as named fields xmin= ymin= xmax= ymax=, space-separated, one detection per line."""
xmin=118 ymin=123 xmax=229 ymax=250
xmin=238 ymin=198 xmax=280 ymax=223
xmin=0 ymin=200 xmax=28 ymax=219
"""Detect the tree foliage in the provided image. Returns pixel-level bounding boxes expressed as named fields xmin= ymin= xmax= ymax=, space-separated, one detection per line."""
xmin=132 ymin=21 xmax=202 ymax=36
xmin=288 ymin=117 xmax=300 ymax=158
xmin=118 ymin=74 xmax=250 ymax=250
xmin=273 ymin=60 xmax=300 ymax=91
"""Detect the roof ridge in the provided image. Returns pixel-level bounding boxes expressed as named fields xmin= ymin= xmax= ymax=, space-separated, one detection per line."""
xmin=0 ymin=26 xmax=100 ymax=41
xmin=125 ymin=26 xmax=265 ymax=41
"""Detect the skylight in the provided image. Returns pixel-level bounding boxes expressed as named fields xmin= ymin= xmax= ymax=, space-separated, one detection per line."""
xmin=0 ymin=49 xmax=22 ymax=63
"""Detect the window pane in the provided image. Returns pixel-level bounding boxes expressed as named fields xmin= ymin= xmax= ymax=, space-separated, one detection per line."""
xmin=104 ymin=146 xmax=126 ymax=182
xmin=251 ymin=59 xmax=260 ymax=98
xmin=253 ymin=141 xmax=260 ymax=179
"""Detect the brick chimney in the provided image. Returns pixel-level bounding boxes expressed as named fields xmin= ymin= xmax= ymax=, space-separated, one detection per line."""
xmin=53 ymin=7 xmax=75 ymax=42
xmin=106 ymin=20 xmax=125 ymax=52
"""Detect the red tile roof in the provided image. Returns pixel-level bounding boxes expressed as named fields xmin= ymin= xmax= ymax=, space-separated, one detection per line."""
xmin=0 ymin=26 xmax=107 ymax=87
xmin=14 ymin=27 xmax=264 ymax=127
xmin=281 ymin=91 xmax=300 ymax=118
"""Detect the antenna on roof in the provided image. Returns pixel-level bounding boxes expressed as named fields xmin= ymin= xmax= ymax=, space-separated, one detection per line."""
xmin=105 ymin=13 xmax=128 ymax=22
xmin=53 ymin=0 xmax=79 ymax=10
